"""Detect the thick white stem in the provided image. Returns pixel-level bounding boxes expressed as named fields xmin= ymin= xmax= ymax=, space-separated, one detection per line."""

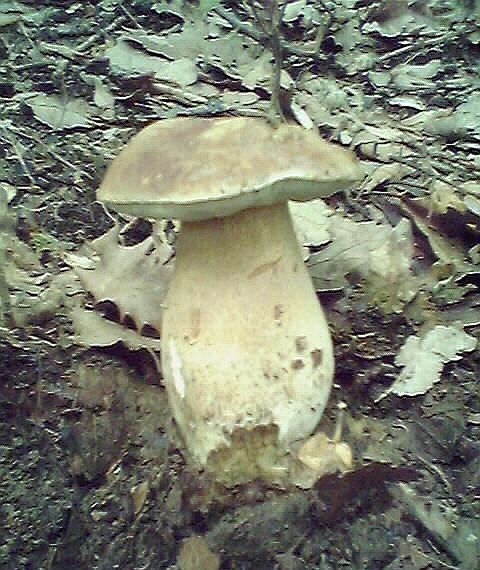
xmin=161 ymin=202 xmax=334 ymax=484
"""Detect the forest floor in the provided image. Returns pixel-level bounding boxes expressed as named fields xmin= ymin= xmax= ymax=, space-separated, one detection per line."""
xmin=1 ymin=1 xmax=479 ymax=569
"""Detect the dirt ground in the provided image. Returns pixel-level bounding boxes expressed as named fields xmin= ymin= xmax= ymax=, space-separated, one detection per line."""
xmin=1 ymin=1 xmax=479 ymax=569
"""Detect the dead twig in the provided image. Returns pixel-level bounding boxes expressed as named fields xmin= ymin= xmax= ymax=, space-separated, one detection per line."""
xmin=245 ymin=0 xmax=287 ymax=124
xmin=0 ymin=125 xmax=37 ymax=186
xmin=214 ymin=5 xmax=324 ymax=61
xmin=3 ymin=123 xmax=93 ymax=181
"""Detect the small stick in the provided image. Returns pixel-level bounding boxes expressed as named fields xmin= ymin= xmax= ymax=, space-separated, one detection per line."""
xmin=0 ymin=125 xmax=37 ymax=186
xmin=245 ymin=0 xmax=287 ymax=125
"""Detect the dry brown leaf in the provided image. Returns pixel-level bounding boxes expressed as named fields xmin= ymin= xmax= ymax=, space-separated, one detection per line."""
xmin=74 ymin=226 xmax=174 ymax=335
xmin=71 ymin=307 xmax=161 ymax=353
xmin=178 ymin=536 xmax=220 ymax=570
xmin=297 ymin=432 xmax=352 ymax=475
xmin=131 ymin=480 xmax=150 ymax=515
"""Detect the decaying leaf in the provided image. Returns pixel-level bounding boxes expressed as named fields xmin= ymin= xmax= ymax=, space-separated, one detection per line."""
xmin=426 ymin=180 xmax=466 ymax=215
xmin=122 ymin=23 xmax=211 ymax=60
xmin=392 ymin=483 xmax=480 ymax=570
xmin=119 ymin=17 xmax=271 ymax=92
xmin=290 ymin=199 xmax=331 ymax=246
xmin=106 ymin=40 xmax=198 ymax=87
xmin=0 ymin=181 xmax=17 ymax=204
xmin=0 ymin=196 xmax=81 ymax=328
xmin=291 ymin=199 xmax=419 ymax=311
xmin=295 ymin=431 xmax=353 ymax=489
xmin=131 ymin=480 xmax=150 ymax=515
xmin=363 ymin=5 xmax=435 ymax=38
xmin=26 ymin=94 xmax=96 ymax=129
xmin=304 ymin=208 xmax=417 ymax=311
xmin=395 ymin=179 xmax=480 ymax=311
xmin=359 ymin=418 xmax=413 ymax=466
xmin=72 ymin=307 xmax=161 ymax=353
xmin=426 ymin=93 xmax=480 ymax=140
xmin=391 ymin=60 xmax=442 ymax=92
xmin=361 ymin=162 xmax=413 ymax=193
xmin=381 ymin=325 xmax=477 ymax=399
xmin=73 ymin=226 xmax=174 ymax=335
xmin=178 ymin=536 xmax=220 ymax=570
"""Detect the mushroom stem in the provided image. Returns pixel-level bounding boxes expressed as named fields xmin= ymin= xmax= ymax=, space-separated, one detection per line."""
xmin=161 ymin=201 xmax=334 ymax=484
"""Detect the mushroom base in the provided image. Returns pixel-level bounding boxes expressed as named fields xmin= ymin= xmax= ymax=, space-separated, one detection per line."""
xmin=161 ymin=202 xmax=334 ymax=485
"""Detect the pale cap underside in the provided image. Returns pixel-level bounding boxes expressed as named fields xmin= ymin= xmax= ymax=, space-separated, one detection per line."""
xmin=98 ymin=117 xmax=364 ymax=221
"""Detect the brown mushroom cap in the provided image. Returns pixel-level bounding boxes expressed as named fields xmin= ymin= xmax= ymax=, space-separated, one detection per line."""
xmin=98 ymin=117 xmax=364 ymax=222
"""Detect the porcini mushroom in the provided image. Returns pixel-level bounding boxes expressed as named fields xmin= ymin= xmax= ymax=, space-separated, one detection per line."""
xmin=98 ymin=117 xmax=363 ymax=485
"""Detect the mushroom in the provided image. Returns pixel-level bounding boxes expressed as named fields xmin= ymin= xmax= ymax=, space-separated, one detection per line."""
xmin=98 ymin=117 xmax=363 ymax=485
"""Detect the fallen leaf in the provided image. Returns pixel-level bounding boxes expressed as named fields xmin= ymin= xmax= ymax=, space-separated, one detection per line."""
xmin=106 ymin=40 xmax=198 ymax=86
xmin=178 ymin=536 xmax=220 ymax=570
xmin=73 ymin=226 xmax=174 ymax=335
xmin=72 ymin=307 xmax=161 ymax=353
xmin=27 ymin=94 xmax=95 ymax=129
xmin=131 ymin=480 xmax=150 ymax=515
xmin=380 ymin=325 xmax=477 ymax=398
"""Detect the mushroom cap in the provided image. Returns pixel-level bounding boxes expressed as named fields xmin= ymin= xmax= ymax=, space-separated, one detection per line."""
xmin=98 ymin=117 xmax=364 ymax=222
